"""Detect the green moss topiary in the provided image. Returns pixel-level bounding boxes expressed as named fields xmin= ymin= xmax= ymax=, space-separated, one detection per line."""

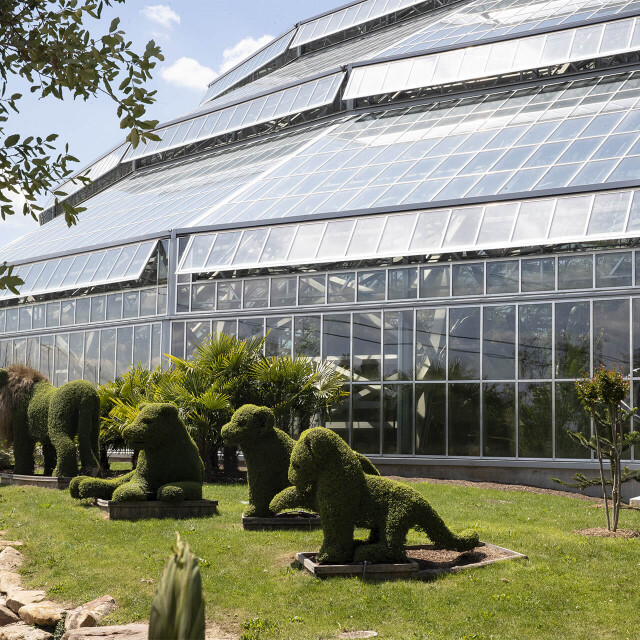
xmin=221 ymin=404 xmax=380 ymax=518
xmin=71 ymin=403 xmax=204 ymax=503
xmin=0 ymin=365 xmax=100 ymax=477
xmin=270 ymin=427 xmax=479 ymax=564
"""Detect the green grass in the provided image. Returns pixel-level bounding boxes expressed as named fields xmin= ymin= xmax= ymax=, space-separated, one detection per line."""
xmin=1 ymin=481 xmax=639 ymax=640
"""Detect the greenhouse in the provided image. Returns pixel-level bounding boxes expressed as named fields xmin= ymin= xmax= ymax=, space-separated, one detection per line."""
xmin=2 ymin=0 xmax=640 ymax=483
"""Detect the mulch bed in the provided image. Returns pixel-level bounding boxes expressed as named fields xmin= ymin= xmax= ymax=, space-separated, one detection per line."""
xmin=573 ymin=528 xmax=640 ymax=538
xmin=406 ymin=543 xmax=511 ymax=571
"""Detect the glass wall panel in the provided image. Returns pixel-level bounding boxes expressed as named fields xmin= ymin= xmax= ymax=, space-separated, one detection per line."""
xmin=90 ymin=296 xmax=106 ymax=323
xmin=558 ymin=255 xmax=593 ymax=290
xmin=384 ymin=310 xmax=413 ymax=381
xmin=84 ymin=331 xmax=99 ymax=384
xmin=106 ymin=293 xmax=122 ymax=321
xmin=217 ymin=282 xmax=241 ymax=310
xmin=299 ymin=275 xmax=326 ymax=306
xmin=352 ymin=384 xmax=381 ymax=455
xmin=449 ymin=307 xmax=480 ymax=380
xmin=353 ymin=313 xmax=381 ymax=381
xmin=177 ymin=285 xmax=190 ymax=313
xmin=416 ymin=308 xmax=446 ymax=381
xmin=595 ymin=253 xmax=632 ymax=288
xmin=13 ymin=338 xmax=25 ymax=365
xmin=519 ymin=304 xmax=552 ymax=379
xmin=238 ymin=318 xmax=264 ymax=341
xmin=357 ymin=271 xmax=385 ymax=302
xmin=46 ymin=302 xmax=60 ymax=328
xmin=294 ymin=316 xmax=320 ymax=357
xmin=594 ymin=299 xmax=629 ymax=374
xmin=487 ymin=261 xmax=519 ymax=294
xmin=243 ymin=280 xmax=269 ymax=309
xmin=151 ymin=324 xmax=162 ymax=369
xmin=326 ymin=393 xmax=350 ymax=443
xmin=452 ymin=264 xmax=483 ymax=296
xmin=116 ymin=327 xmax=133 ymax=378
xmin=519 ymin=382 xmax=552 ymax=458
xmin=25 ymin=337 xmax=38 ymax=370
xmin=327 ymin=273 xmax=355 ymax=304
xmin=171 ymin=322 xmax=185 ymax=360
xmin=448 ymin=383 xmax=480 ymax=456
xmin=415 ymin=384 xmax=445 ymax=455
xmin=140 ymin=289 xmax=156 ymax=316
xmin=186 ymin=321 xmax=211 ymax=358
xmin=420 ymin=265 xmax=449 ymax=298
xmin=322 ymin=314 xmax=350 ymax=374
xmin=19 ymin=307 xmax=32 ymax=331
xmin=388 ymin=268 xmax=417 ymax=300
xmin=75 ymin=299 xmax=90 ymax=324
xmin=266 ymin=317 xmax=292 ymax=357
xmin=555 ymin=381 xmax=591 ymax=459
xmin=61 ymin=300 xmax=76 ymax=326
xmin=123 ymin=291 xmax=140 ymax=319
xmin=556 ymin=301 xmax=590 ymax=378
xmin=483 ymin=383 xmax=515 ymax=457
xmin=383 ymin=385 xmax=413 ymax=455
xmin=521 ymin=258 xmax=555 ymax=292
xmin=271 ymin=277 xmax=297 ymax=307
xmin=191 ymin=283 xmax=216 ymax=311
xmin=5 ymin=309 xmax=17 ymax=333
xmin=134 ymin=325 xmax=151 ymax=368
xmin=483 ymin=305 xmax=515 ymax=381
xmin=68 ymin=332 xmax=84 ymax=381
xmin=40 ymin=335 xmax=54 ymax=380
xmin=213 ymin=320 xmax=236 ymax=338
xmin=54 ymin=333 xmax=69 ymax=386
xmin=32 ymin=304 xmax=46 ymax=330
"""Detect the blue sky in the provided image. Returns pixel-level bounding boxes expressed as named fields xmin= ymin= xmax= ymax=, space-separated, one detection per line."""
xmin=1 ymin=0 xmax=340 ymax=249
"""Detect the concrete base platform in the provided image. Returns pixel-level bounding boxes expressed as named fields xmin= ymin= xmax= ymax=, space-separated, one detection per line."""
xmin=0 ymin=473 xmax=71 ymax=490
xmin=243 ymin=511 xmax=321 ymax=530
xmin=96 ymin=498 xmax=218 ymax=520
xmin=297 ymin=542 xmax=526 ymax=580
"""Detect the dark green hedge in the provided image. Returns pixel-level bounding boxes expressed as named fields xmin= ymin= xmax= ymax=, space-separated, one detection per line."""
xmin=271 ymin=427 xmax=479 ymax=563
xmin=71 ymin=403 xmax=204 ymax=503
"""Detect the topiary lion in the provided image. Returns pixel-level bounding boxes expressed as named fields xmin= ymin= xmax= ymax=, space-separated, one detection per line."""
xmin=221 ymin=404 xmax=379 ymax=518
xmin=0 ymin=365 xmax=100 ymax=477
xmin=70 ymin=403 xmax=204 ymax=503
xmin=270 ymin=427 xmax=479 ymax=564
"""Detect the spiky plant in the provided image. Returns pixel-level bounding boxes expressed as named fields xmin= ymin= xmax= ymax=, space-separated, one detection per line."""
xmin=149 ymin=534 xmax=205 ymax=640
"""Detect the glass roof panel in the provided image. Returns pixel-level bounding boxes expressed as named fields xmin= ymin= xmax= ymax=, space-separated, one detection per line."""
xmin=178 ymin=187 xmax=640 ymax=273
xmin=376 ymin=0 xmax=640 ymax=59
xmin=204 ymin=71 xmax=640 ymax=227
xmin=126 ymin=73 xmax=345 ymax=162
xmin=345 ymin=16 xmax=640 ymax=100
xmin=291 ymin=0 xmax=433 ymax=48
xmin=201 ymin=30 xmax=296 ymax=104
xmin=0 ymin=241 xmax=156 ymax=301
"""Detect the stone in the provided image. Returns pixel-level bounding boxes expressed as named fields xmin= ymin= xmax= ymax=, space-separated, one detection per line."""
xmin=0 ymin=622 xmax=53 ymax=640
xmin=5 ymin=590 xmax=46 ymax=614
xmin=0 ymin=549 xmax=22 ymax=573
xmin=0 ymin=543 xmax=22 ymax=549
xmin=630 ymin=496 xmax=640 ymax=507
xmin=0 ymin=572 xmax=22 ymax=594
xmin=61 ymin=624 xmax=148 ymax=640
xmin=65 ymin=595 xmax=117 ymax=630
xmin=0 ymin=606 xmax=19 ymax=626
xmin=18 ymin=601 xmax=63 ymax=626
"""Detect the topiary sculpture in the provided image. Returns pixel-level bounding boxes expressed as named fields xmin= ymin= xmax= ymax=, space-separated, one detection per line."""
xmin=0 ymin=365 xmax=100 ymax=477
xmin=221 ymin=404 xmax=379 ymax=518
xmin=70 ymin=403 xmax=204 ymax=503
xmin=270 ymin=427 xmax=479 ymax=564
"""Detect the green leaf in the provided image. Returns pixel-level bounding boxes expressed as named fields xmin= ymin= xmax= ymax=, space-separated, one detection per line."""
xmin=4 ymin=134 xmax=19 ymax=147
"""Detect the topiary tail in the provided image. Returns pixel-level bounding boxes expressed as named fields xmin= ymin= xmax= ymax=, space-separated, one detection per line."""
xmin=415 ymin=500 xmax=479 ymax=552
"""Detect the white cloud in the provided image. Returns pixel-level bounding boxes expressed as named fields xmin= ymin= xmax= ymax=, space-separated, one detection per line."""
xmin=140 ymin=5 xmax=180 ymax=29
xmin=218 ymin=35 xmax=273 ymax=75
xmin=0 ymin=190 xmax=38 ymax=250
xmin=160 ymin=34 xmax=273 ymax=93
xmin=160 ymin=57 xmax=216 ymax=92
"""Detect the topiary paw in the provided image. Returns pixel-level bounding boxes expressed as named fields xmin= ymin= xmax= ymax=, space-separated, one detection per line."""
xmin=451 ymin=530 xmax=480 ymax=552
xmin=112 ymin=483 xmax=146 ymax=503
xmin=69 ymin=475 xmax=87 ymax=499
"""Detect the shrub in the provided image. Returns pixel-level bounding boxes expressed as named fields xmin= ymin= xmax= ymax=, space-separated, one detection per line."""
xmin=271 ymin=427 xmax=478 ymax=563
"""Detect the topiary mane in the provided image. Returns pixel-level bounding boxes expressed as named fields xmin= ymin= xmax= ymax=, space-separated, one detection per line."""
xmin=270 ymin=427 xmax=479 ymax=564
xmin=0 ymin=365 xmax=47 ymax=445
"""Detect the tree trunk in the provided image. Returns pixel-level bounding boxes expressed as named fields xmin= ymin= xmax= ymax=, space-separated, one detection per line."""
xmin=99 ymin=445 xmax=110 ymax=475
xmin=594 ymin=422 xmax=611 ymax=530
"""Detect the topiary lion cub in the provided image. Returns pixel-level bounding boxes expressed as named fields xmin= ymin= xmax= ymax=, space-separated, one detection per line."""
xmin=270 ymin=427 xmax=479 ymax=564
xmin=70 ymin=403 xmax=204 ymax=503
xmin=221 ymin=404 xmax=379 ymax=518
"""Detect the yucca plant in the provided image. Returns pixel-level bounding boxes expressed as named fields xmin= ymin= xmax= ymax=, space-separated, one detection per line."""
xmin=149 ymin=534 xmax=205 ymax=640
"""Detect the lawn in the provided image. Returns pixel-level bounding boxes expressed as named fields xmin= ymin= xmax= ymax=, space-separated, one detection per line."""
xmin=1 ymin=480 xmax=639 ymax=640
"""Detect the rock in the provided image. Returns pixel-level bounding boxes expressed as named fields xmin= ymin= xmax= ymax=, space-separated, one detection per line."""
xmin=65 ymin=595 xmax=117 ymax=630
xmin=5 ymin=590 xmax=46 ymax=614
xmin=0 ymin=549 xmax=22 ymax=573
xmin=0 ymin=605 xmax=19 ymax=626
xmin=0 ymin=622 xmax=53 ymax=640
xmin=0 ymin=572 xmax=22 ymax=594
xmin=61 ymin=624 xmax=148 ymax=640
xmin=0 ymin=543 xmax=22 ymax=549
xmin=18 ymin=601 xmax=63 ymax=626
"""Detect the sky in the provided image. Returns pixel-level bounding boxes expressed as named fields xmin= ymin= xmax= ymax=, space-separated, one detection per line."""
xmin=0 ymin=0 xmax=340 ymax=250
